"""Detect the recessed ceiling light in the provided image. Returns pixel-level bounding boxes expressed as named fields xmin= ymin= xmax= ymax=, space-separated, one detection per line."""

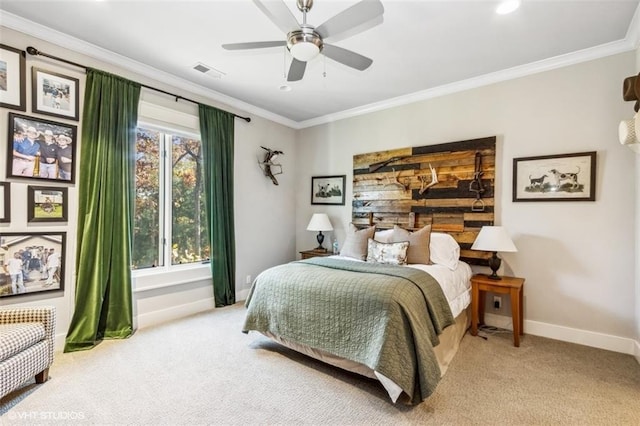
xmin=279 ymin=85 xmax=292 ymax=92
xmin=496 ymin=0 xmax=521 ymax=15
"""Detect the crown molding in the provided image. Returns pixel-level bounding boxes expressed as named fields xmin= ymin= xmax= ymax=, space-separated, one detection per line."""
xmin=2 ymin=9 xmax=637 ymax=131
xmin=298 ymin=37 xmax=637 ymax=129
xmin=0 ymin=11 xmax=299 ymax=129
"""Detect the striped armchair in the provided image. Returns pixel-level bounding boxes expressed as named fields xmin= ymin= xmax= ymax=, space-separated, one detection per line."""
xmin=0 ymin=306 xmax=56 ymax=399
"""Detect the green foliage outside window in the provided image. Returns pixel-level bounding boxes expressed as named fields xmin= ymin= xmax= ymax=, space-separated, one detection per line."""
xmin=132 ymin=128 xmax=209 ymax=269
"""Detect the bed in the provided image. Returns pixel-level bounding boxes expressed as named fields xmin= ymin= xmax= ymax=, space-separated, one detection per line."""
xmin=243 ymin=227 xmax=472 ymax=404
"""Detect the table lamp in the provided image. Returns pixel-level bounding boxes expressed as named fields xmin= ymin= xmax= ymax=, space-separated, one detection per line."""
xmin=471 ymin=226 xmax=517 ymax=280
xmin=306 ymin=213 xmax=333 ymax=251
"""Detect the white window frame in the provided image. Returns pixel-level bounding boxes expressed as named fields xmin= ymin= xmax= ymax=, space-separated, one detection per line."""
xmin=132 ymin=97 xmax=211 ymax=292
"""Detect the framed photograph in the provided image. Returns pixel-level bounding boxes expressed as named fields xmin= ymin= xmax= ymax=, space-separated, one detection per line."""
xmin=0 ymin=182 xmax=9 ymax=223
xmin=27 ymin=186 xmax=68 ymax=222
xmin=7 ymin=112 xmax=77 ymax=183
xmin=0 ymin=44 xmax=26 ymax=111
xmin=32 ymin=67 xmax=80 ymax=121
xmin=513 ymin=151 xmax=596 ymax=202
xmin=0 ymin=232 xmax=66 ymax=298
xmin=311 ymin=175 xmax=346 ymax=205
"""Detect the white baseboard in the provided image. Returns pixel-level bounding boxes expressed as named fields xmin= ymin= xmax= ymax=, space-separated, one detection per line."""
xmin=483 ymin=313 xmax=637 ymax=355
xmin=136 ymin=297 xmax=215 ymax=330
xmin=236 ymin=288 xmax=250 ymax=302
xmin=54 ymin=333 xmax=66 ymax=352
xmin=51 ymin=297 xmax=216 ymax=353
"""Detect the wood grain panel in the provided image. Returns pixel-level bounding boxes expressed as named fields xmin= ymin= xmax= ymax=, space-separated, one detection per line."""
xmin=352 ymin=137 xmax=496 ymax=265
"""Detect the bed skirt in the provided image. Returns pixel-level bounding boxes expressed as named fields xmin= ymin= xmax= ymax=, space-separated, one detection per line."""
xmin=261 ymin=307 xmax=470 ymax=403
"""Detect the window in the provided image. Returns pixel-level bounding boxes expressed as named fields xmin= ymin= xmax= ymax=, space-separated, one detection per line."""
xmin=132 ymin=126 xmax=209 ymax=270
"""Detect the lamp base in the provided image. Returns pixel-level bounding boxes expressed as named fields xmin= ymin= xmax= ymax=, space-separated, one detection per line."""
xmin=487 ymin=251 xmax=502 ymax=280
xmin=315 ymin=231 xmax=326 ymax=251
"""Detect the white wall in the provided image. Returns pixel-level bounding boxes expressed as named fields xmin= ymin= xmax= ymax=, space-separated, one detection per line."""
xmin=0 ymin=27 xmax=297 ymax=348
xmin=2 ymin=25 xmax=637 ymax=358
xmin=296 ymin=52 xmax=639 ymax=354
xmin=635 ymin=48 xmax=640 ymax=362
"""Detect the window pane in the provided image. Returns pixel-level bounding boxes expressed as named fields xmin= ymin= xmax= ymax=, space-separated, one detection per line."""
xmin=133 ymin=128 xmax=162 ymax=269
xmin=171 ymin=135 xmax=209 ymax=265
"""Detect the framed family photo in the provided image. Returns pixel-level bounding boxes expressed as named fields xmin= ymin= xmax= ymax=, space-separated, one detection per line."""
xmin=513 ymin=151 xmax=597 ymax=202
xmin=27 ymin=186 xmax=68 ymax=223
xmin=311 ymin=175 xmax=346 ymax=205
xmin=0 ymin=232 xmax=66 ymax=298
xmin=0 ymin=44 xmax=26 ymax=111
xmin=0 ymin=182 xmax=9 ymax=223
xmin=7 ymin=112 xmax=77 ymax=183
xmin=32 ymin=67 xmax=80 ymax=121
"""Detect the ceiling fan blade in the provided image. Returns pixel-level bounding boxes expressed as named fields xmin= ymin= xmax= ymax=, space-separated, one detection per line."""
xmin=315 ymin=0 xmax=384 ymax=41
xmin=222 ymin=41 xmax=286 ymax=50
xmin=252 ymin=0 xmax=299 ymax=34
xmin=287 ymin=59 xmax=307 ymax=82
xmin=322 ymin=44 xmax=373 ymax=71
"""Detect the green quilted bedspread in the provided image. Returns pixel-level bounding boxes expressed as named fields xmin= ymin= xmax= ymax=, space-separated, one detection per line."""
xmin=243 ymin=257 xmax=455 ymax=404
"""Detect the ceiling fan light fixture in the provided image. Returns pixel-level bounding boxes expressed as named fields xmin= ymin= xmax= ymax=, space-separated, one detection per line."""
xmin=287 ymin=29 xmax=323 ymax=62
xmin=496 ymin=0 xmax=521 ymax=15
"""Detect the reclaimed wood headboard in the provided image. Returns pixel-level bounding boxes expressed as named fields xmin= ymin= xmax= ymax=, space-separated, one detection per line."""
xmin=352 ymin=137 xmax=496 ymax=265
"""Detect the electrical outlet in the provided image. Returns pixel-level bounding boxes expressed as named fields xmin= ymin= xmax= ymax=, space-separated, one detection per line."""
xmin=493 ymin=296 xmax=502 ymax=310
xmin=246 ymin=275 xmax=252 ymax=284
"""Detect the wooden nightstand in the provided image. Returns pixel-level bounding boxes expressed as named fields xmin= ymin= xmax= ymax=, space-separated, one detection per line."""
xmin=299 ymin=249 xmax=332 ymax=260
xmin=470 ymin=273 xmax=525 ymax=347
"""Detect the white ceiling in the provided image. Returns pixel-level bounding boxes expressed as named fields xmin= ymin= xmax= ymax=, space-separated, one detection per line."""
xmin=1 ymin=1 xmax=639 ymax=128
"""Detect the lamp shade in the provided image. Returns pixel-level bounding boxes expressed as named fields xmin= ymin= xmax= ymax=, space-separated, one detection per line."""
xmin=306 ymin=213 xmax=333 ymax=232
xmin=471 ymin=226 xmax=517 ymax=252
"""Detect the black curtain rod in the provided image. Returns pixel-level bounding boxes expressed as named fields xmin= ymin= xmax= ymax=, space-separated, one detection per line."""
xmin=26 ymin=46 xmax=251 ymax=123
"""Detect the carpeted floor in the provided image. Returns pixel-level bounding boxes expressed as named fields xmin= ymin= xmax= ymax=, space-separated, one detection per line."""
xmin=1 ymin=302 xmax=639 ymax=425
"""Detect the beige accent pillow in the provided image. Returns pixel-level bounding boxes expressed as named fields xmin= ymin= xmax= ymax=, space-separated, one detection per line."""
xmin=390 ymin=224 xmax=432 ymax=264
xmin=366 ymin=238 xmax=409 ymax=265
xmin=340 ymin=223 xmax=376 ymax=260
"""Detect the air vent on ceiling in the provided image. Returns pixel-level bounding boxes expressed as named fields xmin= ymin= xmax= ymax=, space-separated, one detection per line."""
xmin=192 ymin=62 xmax=226 ymax=79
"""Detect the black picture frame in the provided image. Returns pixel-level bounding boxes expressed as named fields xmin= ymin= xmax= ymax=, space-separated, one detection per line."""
xmin=311 ymin=175 xmax=346 ymax=205
xmin=7 ymin=112 xmax=77 ymax=183
xmin=27 ymin=186 xmax=68 ymax=223
xmin=32 ymin=67 xmax=80 ymax=121
xmin=0 ymin=182 xmax=9 ymax=223
xmin=513 ymin=151 xmax=597 ymax=202
xmin=0 ymin=44 xmax=26 ymax=111
xmin=0 ymin=232 xmax=66 ymax=298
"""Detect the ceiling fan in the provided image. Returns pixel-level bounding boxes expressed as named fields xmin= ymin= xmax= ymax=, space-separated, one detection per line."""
xmin=222 ymin=0 xmax=384 ymax=82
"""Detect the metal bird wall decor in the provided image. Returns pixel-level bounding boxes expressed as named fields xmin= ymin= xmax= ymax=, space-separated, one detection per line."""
xmin=258 ymin=146 xmax=284 ymax=185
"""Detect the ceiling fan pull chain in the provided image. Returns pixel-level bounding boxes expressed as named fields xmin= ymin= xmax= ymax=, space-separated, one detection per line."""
xmin=323 ymin=55 xmax=326 ymax=78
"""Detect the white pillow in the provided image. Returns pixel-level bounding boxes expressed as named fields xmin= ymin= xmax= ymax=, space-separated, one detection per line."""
xmin=374 ymin=229 xmax=394 ymax=243
xmin=429 ymin=232 xmax=460 ymax=270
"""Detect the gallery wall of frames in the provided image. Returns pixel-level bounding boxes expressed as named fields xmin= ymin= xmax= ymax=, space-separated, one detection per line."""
xmin=0 ymin=43 xmax=83 ymax=300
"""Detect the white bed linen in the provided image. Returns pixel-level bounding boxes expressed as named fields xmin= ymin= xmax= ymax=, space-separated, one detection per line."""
xmin=405 ymin=262 xmax=472 ymax=317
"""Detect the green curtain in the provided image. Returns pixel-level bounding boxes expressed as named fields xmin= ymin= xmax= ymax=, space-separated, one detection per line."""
xmin=65 ymin=69 xmax=141 ymax=352
xmin=198 ymin=104 xmax=236 ymax=307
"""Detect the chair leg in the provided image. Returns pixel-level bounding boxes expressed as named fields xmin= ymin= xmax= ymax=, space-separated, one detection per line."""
xmin=35 ymin=368 xmax=49 ymax=383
